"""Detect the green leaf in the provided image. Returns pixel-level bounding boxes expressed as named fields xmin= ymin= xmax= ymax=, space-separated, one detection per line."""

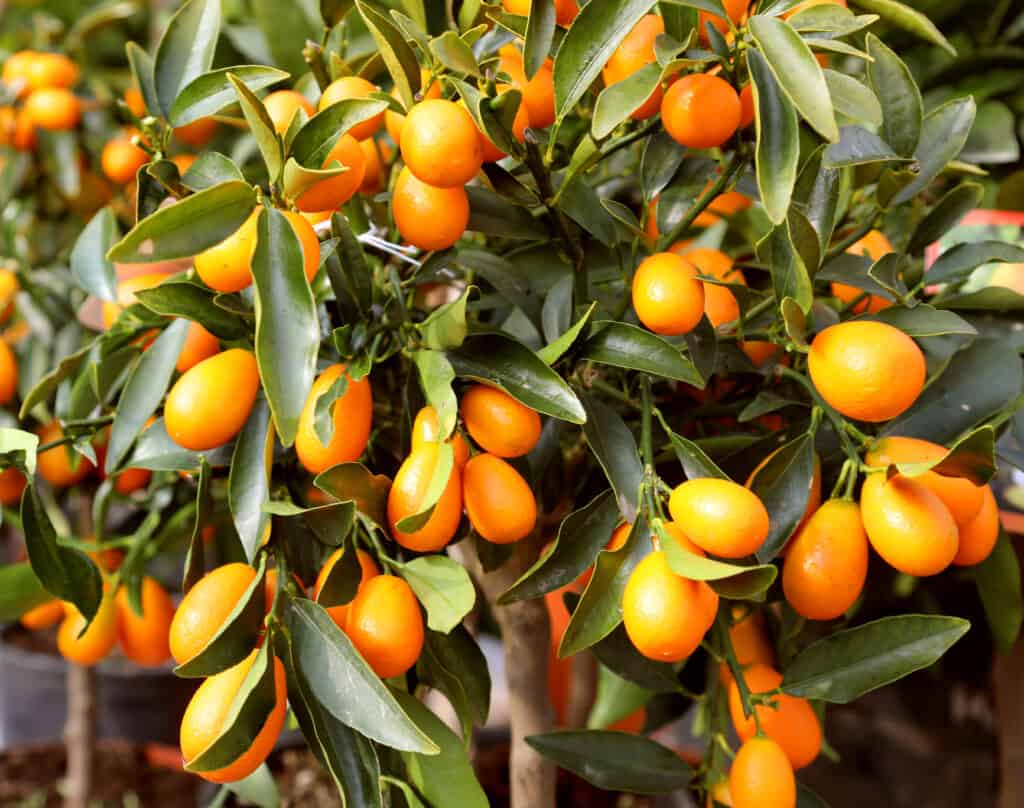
xmin=127 ymin=417 xmax=234 ymax=471
xmin=936 ymin=286 xmax=1024 ymax=311
xmin=749 ymin=47 xmax=800 ymax=225
xmin=356 ymin=0 xmax=420 ymax=108
xmin=891 ymin=97 xmax=976 ymax=206
xmin=291 ymin=98 xmax=391 ymax=168
xmin=850 ymin=0 xmax=955 ymax=54
xmin=230 ymin=398 xmax=274 ymax=563
xmin=186 ymin=640 xmax=277 ymax=773
xmin=393 ymin=440 xmax=454 ymax=534
xmin=0 ymin=562 xmax=52 ymax=622
xmin=329 ymin=211 xmax=373 ymax=314
xmin=592 ymin=63 xmax=662 ymax=140
xmin=419 ymin=626 xmax=491 ymax=738
xmin=559 ymin=515 xmax=651 ymax=657
xmin=314 ymin=541 xmax=362 ymax=609
xmin=0 ymin=428 xmax=38 ymax=476
xmin=420 ymin=287 xmax=472 ymax=351
xmin=285 ymin=597 xmax=439 ymax=753
xmin=126 ymin=43 xmax=160 ymax=123
xmin=749 ymin=432 xmax=816 ymax=561
xmin=251 ymin=207 xmax=318 ymax=447
xmin=252 ymin=0 xmax=318 ymax=77
xmin=884 ymin=339 xmax=1022 ymax=445
xmin=170 ymin=65 xmax=289 ymax=126
xmin=466 ymin=186 xmax=547 ymax=240
xmin=887 ymin=425 xmax=996 ymax=486
xmin=865 ymin=34 xmax=921 ymax=158
xmin=413 ymin=350 xmax=458 ymax=440
xmin=907 ymin=182 xmax=984 ymax=255
xmin=526 ymin=731 xmax=692 ymax=794
xmin=106 ymin=319 xmax=189 ymax=473
xmin=824 ymin=69 xmax=882 ymax=127
xmin=590 ymin=618 xmax=681 ymax=693
xmin=926 ymin=241 xmax=1024 ymax=286
xmin=823 ymin=125 xmax=904 ymax=168
xmin=552 ymin=0 xmax=653 ymax=121
xmin=398 ymin=555 xmax=474 ymax=634
xmin=175 ymin=556 xmax=267 ymax=677
xmin=153 ymin=0 xmax=222 ymax=119
xmin=782 ymin=615 xmax=970 ymax=703
xmin=656 ymin=412 xmax=729 ymax=480
xmin=182 ymin=458 xmax=213 ymax=593
xmin=181 ymin=151 xmax=246 ymax=191
xmin=580 ymin=391 xmax=642 ymax=524
xmin=579 ymin=321 xmax=702 ymax=384
xmin=587 ymin=665 xmax=650 ymax=729
xmin=134 ymin=281 xmax=249 ymax=340
xmin=395 ymin=691 xmax=488 ymax=807
xmin=864 ymin=305 xmax=976 ymax=338
xmin=430 ymin=30 xmax=481 ymax=77
xmin=447 ymin=333 xmax=585 ymax=423
xmin=314 ymin=462 xmax=392 ymax=528
xmin=22 ymin=484 xmax=102 ymax=621
xmin=524 ymin=0 xmax=557 ymax=79
xmin=749 ymin=16 xmax=839 ymax=142
xmin=641 ymin=130 xmax=686 ymax=202
xmin=759 ymin=221 xmax=813 ymax=314
xmin=972 ymin=530 xmax=1023 ymax=653
xmin=228 ymin=73 xmax=283 ymax=183
xmin=107 ymin=181 xmax=256 ymax=263
xmin=657 ymin=521 xmax=777 ymax=598
xmin=500 ymin=490 xmax=620 ymax=604
xmin=538 ymin=302 xmax=596 ymax=366
xmin=70 ymin=207 xmax=119 ymax=303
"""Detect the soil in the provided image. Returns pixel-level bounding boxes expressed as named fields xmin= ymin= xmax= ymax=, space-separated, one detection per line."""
xmin=0 ymin=740 xmax=199 ymax=806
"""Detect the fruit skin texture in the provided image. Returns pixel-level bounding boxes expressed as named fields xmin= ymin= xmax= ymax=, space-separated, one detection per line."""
xmin=169 ymin=563 xmax=258 ymax=665
xmin=684 ymin=247 xmax=745 ymax=327
xmin=860 ymin=472 xmax=959 ymax=577
xmin=101 ymin=134 xmax=149 ymax=184
xmin=503 ymin=0 xmax=577 ymax=24
xmin=668 ymin=478 xmax=770 ymax=558
xmin=632 ymin=252 xmax=705 ymax=336
xmin=263 ymin=89 xmax=314 ymax=134
xmin=392 ymin=166 xmax=469 ymax=252
xmin=498 ymin=45 xmax=556 ymax=129
xmin=461 ymin=384 xmax=541 ymax=458
xmin=194 ymin=208 xmax=260 ymax=293
xmin=295 ymin=133 xmax=366 ymax=213
xmin=729 ymin=737 xmax=796 ymax=808
xmin=720 ymin=606 xmax=774 ymax=682
xmin=411 ymin=405 xmax=470 ymax=468
xmin=24 ymin=52 xmax=80 ymax=91
xmin=20 ymin=599 xmax=64 ymax=630
xmin=180 ymin=649 xmax=287 ymax=783
xmin=388 ymin=442 xmax=464 ymax=552
xmin=462 ymin=453 xmax=537 ymax=544
xmin=954 ymin=485 xmax=999 ymax=566
xmin=0 ymin=465 xmax=26 ymax=505
xmin=384 ymin=70 xmax=441 ymax=144
xmin=728 ymin=663 xmax=822 ymax=770
xmin=317 ymin=77 xmax=383 ymax=140
xmin=662 ymin=74 xmax=741 ymax=150
xmin=345 ymin=575 xmax=424 ymax=679
xmin=174 ymin=117 xmax=217 ymax=147
xmin=24 ymin=87 xmax=81 ymax=130
xmin=602 ymin=15 xmax=665 ymax=120
xmin=622 ymin=550 xmax=719 ymax=662
xmin=177 ymin=321 xmax=220 ymax=373
xmin=165 ymin=349 xmax=260 ymax=451
xmin=116 ymin=577 xmax=175 ymax=667
xmin=400 ymin=99 xmax=483 ymax=188
xmin=782 ymin=499 xmax=868 ymax=620
xmin=295 ymin=364 xmax=373 ymax=474
xmin=864 ymin=436 xmax=983 ymax=526
xmin=37 ymin=421 xmax=93 ymax=487
xmin=58 ymin=592 xmax=118 ymax=667
xmin=807 ymin=321 xmax=925 ymax=423
xmin=0 ymin=338 xmax=17 ymax=405
xmin=314 ymin=547 xmax=379 ymax=631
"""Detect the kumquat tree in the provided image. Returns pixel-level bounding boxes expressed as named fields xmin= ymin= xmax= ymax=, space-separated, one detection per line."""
xmin=1 ymin=0 xmax=1023 ymax=806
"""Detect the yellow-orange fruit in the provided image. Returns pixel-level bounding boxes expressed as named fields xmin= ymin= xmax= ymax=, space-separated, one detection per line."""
xmin=662 ymin=74 xmax=741 ymax=150
xmin=0 ymin=338 xmax=17 ymax=406
xmin=622 ymin=550 xmax=718 ymax=662
xmin=699 ymin=0 xmax=750 ymax=38
xmin=294 ymin=133 xmax=366 ymax=212
xmin=294 ymin=364 xmax=373 ymax=474
xmin=807 ymin=321 xmax=925 ymax=422
xmin=169 ymin=563 xmax=258 ymax=665
xmin=860 ymin=472 xmax=959 ymax=577
xmin=384 ymin=71 xmax=441 ymax=144
xmin=954 ymin=485 xmax=999 ymax=566
xmin=462 ymin=453 xmax=537 ymax=544
xmin=410 ymin=405 xmax=470 ymax=469
xmin=165 ymin=349 xmax=260 ymax=451
xmin=314 ymin=547 xmax=379 ymax=631
xmin=387 ymin=443 xmax=464 ymax=552
xmin=719 ymin=605 xmax=774 ymax=682
xmin=400 ymin=99 xmax=483 ymax=188
xmin=180 ymin=650 xmax=287 ymax=783
xmin=101 ymin=133 xmax=149 ymax=184
xmin=729 ymin=737 xmax=796 ymax=808
xmin=684 ymin=247 xmax=745 ymax=327
xmin=57 ymin=592 xmax=118 ymax=667
xmin=263 ymin=89 xmax=314 ymax=134
xmin=23 ymin=87 xmax=80 ymax=130
xmin=728 ymin=663 xmax=822 ymax=770
xmin=782 ymin=499 xmax=868 ymax=620
xmin=392 ymin=166 xmax=469 ymax=251
xmin=318 ymin=77 xmax=384 ymax=141
xmin=460 ymin=384 xmax=541 ymax=458
xmin=102 ymin=272 xmax=166 ymax=330
xmin=864 ymin=436 xmax=984 ymax=527
xmin=497 ymin=45 xmax=556 ymax=129
xmin=116 ymin=577 xmax=174 ymax=667
xmin=174 ymin=117 xmax=218 ymax=147
xmin=632 ymin=252 xmax=705 ymax=336
xmin=19 ymin=599 xmax=64 ymax=630
xmin=24 ymin=52 xmax=79 ymax=92
xmin=37 ymin=421 xmax=93 ymax=487
xmin=602 ymin=15 xmax=665 ymax=120
xmin=668 ymin=478 xmax=770 ymax=558
xmin=0 ymin=466 xmax=26 ymax=505
xmin=345 ymin=575 xmax=424 ymax=679
xmin=176 ymin=321 xmax=220 ymax=373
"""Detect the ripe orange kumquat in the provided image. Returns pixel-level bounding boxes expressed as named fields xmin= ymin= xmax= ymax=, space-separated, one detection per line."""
xmin=411 ymin=405 xmax=470 ymax=468
xmin=116 ymin=577 xmax=175 ymax=667
xmin=400 ymin=99 xmax=483 ymax=188
xmin=632 ymin=252 xmax=705 ymax=336
xmin=954 ymin=485 xmax=1000 ymax=566
xmin=345 ymin=575 xmax=424 ymax=679
xmin=662 ymin=74 xmax=741 ymax=150
xmin=57 ymin=591 xmax=118 ymax=667
xmin=668 ymin=478 xmax=770 ymax=558
xmin=392 ymin=166 xmax=469 ymax=252
xmin=462 ymin=453 xmax=537 ymax=544
xmin=0 ymin=466 xmax=27 ymax=505
xmin=37 ymin=421 xmax=93 ymax=488
xmin=314 ymin=547 xmax=379 ymax=631
xmin=176 ymin=321 xmax=220 ymax=373
xmin=295 ymin=133 xmax=366 ymax=213
xmin=263 ymin=89 xmax=314 ymax=134
xmin=318 ymin=76 xmax=384 ymax=141
xmin=23 ymin=87 xmax=80 ymax=130
xmin=388 ymin=442 xmax=464 ymax=552
xmin=102 ymin=272 xmax=166 ymax=330
xmin=729 ymin=737 xmax=796 ymax=808
xmin=602 ymin=15 xmax=665 ymax=120
xmin=460 ymin=384 xmax=541 ymax=458
xmin=20 ymin=599 xmax=64 ymax=630
xmin=0 ymin=338 xmax=17 ymax=406
xmin=169 ymin=562 xmax=258 ymax=665
xmin=295 ymin=364 xmax=373 ymax=474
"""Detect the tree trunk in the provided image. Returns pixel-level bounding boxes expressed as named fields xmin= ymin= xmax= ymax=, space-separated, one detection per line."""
xmin=996 ymin=535 xmax=1024 ymax=808
xmin=455 ymin=540 xmax=557 ymax=808
xmin=64 ymin=663 xmax=96 ymax=808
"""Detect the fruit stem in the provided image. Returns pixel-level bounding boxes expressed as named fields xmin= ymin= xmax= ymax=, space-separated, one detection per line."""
xmin=715 ymin=612 xmax=764 ymax=735
xmin=657 ymin=150 xmax=745 ymax=252
xmin=640 ymin=375 xmax=655 ymax=467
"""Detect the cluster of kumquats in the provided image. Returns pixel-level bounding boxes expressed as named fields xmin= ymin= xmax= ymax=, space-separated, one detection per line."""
xmin=0 ymin=49 xmax=81 ymax=150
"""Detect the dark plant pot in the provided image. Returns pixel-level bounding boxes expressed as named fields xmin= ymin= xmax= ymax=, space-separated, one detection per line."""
xmin=0 ymin=624 xmax=198 ymax=749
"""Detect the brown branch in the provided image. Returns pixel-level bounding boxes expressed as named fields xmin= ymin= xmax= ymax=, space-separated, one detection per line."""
xmin=64 ymin=663 xmax=96 ymax=808
xmin=454 ymin=539 xmax=557 ymax=808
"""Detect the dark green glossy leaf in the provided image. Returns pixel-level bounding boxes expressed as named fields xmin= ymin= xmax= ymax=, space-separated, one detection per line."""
xmin=926 ymin=241 xmax=1024 ymax=286
xmin=252 ymin=0 xmax=318 ymax=76
xmin=153 ymin=0 xmax=222 ymax=119
xmin=228 ymin=72 xmax=283 ymax=182
xmin=972 ymin=530 xmax=1023 ymax=654
xmin=658 ymin=521 xmax=777 ymax=598
xmin=419 ymin=626 xmax=491 ymax=738
xmin=524 ymin=0 xmax=557 ymax=78
xmin=641 ymin=129 xmax=686 ymax=202
xmin=892 ymin=97 xmax=976 ymax=206
xmin=580 ymin=391 xmax=642 ymax=524
xmin=590 ymin=621 xmax=681 ymax=694
xmin=853 ymin=0 xmax=955 ymax=54
xmin=70 ymin=207 xmax=119 ymax=302
xmin=126 ymin=43 xmax=160 ymax=123
xmin=430 ymin=30 xmax=481 ymax=77
xmin=135 ymin=281 xmax=249 ymax=340
xmin=579 ymin=321 xmax=702 ymax=384
xmin=170 ymin=65 xmax=289 ymax=126
xmin=823 ymin=125 xmax=903 ymax=168
xmin=907 ymin=182 xmax=984 ymax=255
xmin=864 ymin=305 xmax=976 ymax=338
xmin=466 ymin=186 xmax=547 ymax=240
xmin=181 ymin=151 xmax=245 ymax=191
xmin=866 ymin=34 xmax=921 ymax=158
xmin=758 ymin=221 xmax=813 ymax=314
xmin=749 ymin=432 xmax=815 ymax=561
xmin=356 ymin=0 xmax=420 ymax=108
xmin=538 ymin=302 xmax=596 ymax=366
xmin=127 ymin=417 xmax=234 ymax=471
xmin=526 ymin=730 xmax=692 ymax=794
xmin=182 ymin=458 xmax=212 ymax=593
xmin=782 ymin=614 xmax=969 ymax=703
xmin=314 ymin=462 xmax=392 ymax=527
xmin=419 ymin=286 xmax=472 ymax=351
xmin=230 ymin=397 xmax=274 ymax=563
xmin=592 ymin=63 xmax=661 ymax=140
xmin=656 ymin=412 xmax=729 ymax=480
xmin=291 ymin=98 xmax=390 ymax=168
xmin=749 ymin=47 xmax=799 ymax=224
xmin=824 ymin=69 xmax=882 ymax=127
